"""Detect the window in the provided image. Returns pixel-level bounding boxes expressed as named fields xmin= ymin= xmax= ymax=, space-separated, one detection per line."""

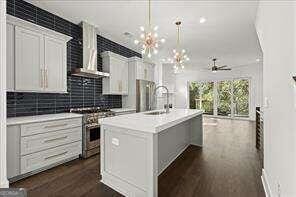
xmin=233 ymin=79 xmax=249 ymax=117
xmin=189 ymin=78 xmax=250 ymax=118
xmin=189 ymin=81 xmax=214 ymax=115
xmin=217 ymin=80 xmax=232 ymax=116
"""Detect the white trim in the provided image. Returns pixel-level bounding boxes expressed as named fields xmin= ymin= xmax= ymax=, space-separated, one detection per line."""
xmin=261 ymin=169 xmax=272 ymax=197
xmin=0 ymin=0 xmax=9 ymax=188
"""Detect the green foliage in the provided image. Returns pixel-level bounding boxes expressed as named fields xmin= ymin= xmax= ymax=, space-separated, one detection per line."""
xmin=189 ymin=79 xmax=249 ymax=117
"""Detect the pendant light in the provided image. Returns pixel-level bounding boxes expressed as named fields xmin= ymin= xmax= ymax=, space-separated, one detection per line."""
xmin=171 ymin=21 xmax=189 ymax=72
xmin=134 ymin=0 xmax=165 ymax=58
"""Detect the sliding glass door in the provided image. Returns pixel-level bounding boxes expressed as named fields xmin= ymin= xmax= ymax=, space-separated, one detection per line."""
xmin=189 ymin=78 xmax=250 ymax=119
xmin=233 ymin=79 xmax=249 ymax=117
xmin=217 ymin=81 xmax=232 ymax=117
xmin=189 ymin=81 xmax=214 ymax=115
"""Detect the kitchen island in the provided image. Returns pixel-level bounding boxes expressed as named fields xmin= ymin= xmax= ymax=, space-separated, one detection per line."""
xmin=99 ymin=109 xmax=203 ymax=197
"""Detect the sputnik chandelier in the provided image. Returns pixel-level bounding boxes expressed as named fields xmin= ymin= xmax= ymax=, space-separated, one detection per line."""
xmin=171 ymin=21 xmax=190 ymax=72
xmin=134 ymin=0 xmax=165 ymax=58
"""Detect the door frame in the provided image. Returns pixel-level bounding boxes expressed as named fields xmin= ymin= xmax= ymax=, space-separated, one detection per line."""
xmin=0 ymin=0 xmax=8 ymax=188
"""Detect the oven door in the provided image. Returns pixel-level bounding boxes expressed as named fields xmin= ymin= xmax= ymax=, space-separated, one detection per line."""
xmin=85 ymin=124 xmax=100 ymax=150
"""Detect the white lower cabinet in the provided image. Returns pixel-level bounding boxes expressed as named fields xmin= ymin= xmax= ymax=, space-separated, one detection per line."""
xmin=21 ymin=127 xmax=82 ymax=156
xmin=7 ymin=116 xmax=82 ymax=181
xmin=21 ymin=141 xmax=81 ymax=174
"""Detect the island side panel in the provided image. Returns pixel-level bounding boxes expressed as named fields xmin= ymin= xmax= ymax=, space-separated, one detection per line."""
xmin=190 ymin=114 xmax=203 ymax=146
xmin=100 ymin=125 xmax=158 ymax=197
xmin=157 ymin=120 xmax=191 ymax=175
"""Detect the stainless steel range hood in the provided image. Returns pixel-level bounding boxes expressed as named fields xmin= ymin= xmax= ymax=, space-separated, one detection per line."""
xmin=71 ymin=21 xmax=109 ymax=78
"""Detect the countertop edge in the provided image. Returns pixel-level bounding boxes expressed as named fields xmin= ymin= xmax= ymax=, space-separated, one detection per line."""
xmin=100 ymin=110 xmax=203 ymax=134
xmin=155 ymin=111 xmax=203 ymax=132
xmin=7 ymin=113 xmax=83 ymax=126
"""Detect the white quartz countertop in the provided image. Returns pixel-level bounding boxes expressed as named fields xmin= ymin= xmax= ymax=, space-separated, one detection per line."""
xmin=110 ymin=108 xmax=136 ymax=113
xmin=99 ymin=109 xmax=203 ymax=133
xmin=7 ymin=113 xmax=83 ymax=126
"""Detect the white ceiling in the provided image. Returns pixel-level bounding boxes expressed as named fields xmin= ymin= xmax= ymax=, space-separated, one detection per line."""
xmin=26 ymin=0 xmax=262 ymax=70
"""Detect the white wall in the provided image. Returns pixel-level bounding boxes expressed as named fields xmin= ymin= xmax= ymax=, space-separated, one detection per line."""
xmin=0 ymin=0 xmax=8 ymax=188
xmin=171 ymin=63 xmax=263 ymax=120
xmin=256 ymin=2 xmax=296 ymax=197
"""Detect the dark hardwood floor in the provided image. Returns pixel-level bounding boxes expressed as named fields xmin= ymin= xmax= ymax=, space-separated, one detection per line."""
xmin=11 ymin=117 xmax=265 ymax=197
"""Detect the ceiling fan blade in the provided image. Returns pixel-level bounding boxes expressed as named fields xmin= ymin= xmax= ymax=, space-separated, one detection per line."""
xmin=218 ymin=68 xmax=232 ymax=71
xmin=217 ymin=65 xmax=228 ymax=69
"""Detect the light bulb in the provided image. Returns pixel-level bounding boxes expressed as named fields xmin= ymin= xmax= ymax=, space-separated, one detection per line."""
xmin=154 ymin=49 xmax=158 ymax=54
xmin=199 ymin=17 xmax=206 ymax=24
xmin=141 ymin=49 xmax=146 ymax=54
xmin=140 ymin=34 xmax=145 ymax=39
xmin=154 ymin=26 xmax=158 ymax=31
xmin=181 ymin=65 xmax=185 ymax=69
xmin=182 ymin=49 xmax=186 ymax=53
xmin=173 ymin=49 xmax=176 ymax=53
xmin=161 ymin=38 xmax=165 ymax=43
xmin=134 ymin=40 xmax=139 ymax=45
xmin=147 ymin=53 xmax=152 ymax=58
xmin=155 ymin=43 xmax=159 ymax=48
xmin=140 ymin=26 xmax=145 ymax=31
xmin=154 ymin=33 xmax=158 ymax=38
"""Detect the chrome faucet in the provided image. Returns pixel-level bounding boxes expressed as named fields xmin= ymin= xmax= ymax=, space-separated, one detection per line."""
xmin=154 ymin=85 xmax=170 ymax=113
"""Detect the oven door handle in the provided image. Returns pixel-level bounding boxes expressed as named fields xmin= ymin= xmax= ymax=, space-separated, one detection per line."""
xmin=86 ymin=124 xmax=100 ymax=129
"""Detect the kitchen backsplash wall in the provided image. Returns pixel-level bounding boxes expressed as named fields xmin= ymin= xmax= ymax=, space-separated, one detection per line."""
xmin=6 ymin=0 xmax=141 ymax=117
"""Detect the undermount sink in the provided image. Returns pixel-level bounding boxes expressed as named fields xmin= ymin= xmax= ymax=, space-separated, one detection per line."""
xmin=145 ymin=111 xmax=168 ymax=115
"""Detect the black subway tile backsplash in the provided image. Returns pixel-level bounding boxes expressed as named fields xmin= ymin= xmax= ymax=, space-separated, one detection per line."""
xmin=6 ymin=0 xmax=141 ymax=117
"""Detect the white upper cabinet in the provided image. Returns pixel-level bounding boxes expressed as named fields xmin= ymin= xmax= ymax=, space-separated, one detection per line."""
xmin=15 ymin=26 xmax=44 ymax=92
xmin=44 ymin=36 xmax=67 ymax=92
xmin=7 ymin=23 xmax=15 ymax=91
xmin=101 ymin=51 xmax=128 ymax=95
xmin=131 ymin=57 xmax=155 ymax=82
xmin=6 ymin=15 xmax=71 ymax=93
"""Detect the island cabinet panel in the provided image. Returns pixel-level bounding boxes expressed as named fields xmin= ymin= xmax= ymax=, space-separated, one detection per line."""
xmin=100 ymin=111 xmax=203 ymax=197
xmin=158 ymin=120 xmax=191 ymax=175
xmin=104 ymin=127 xmax=148 ymax=189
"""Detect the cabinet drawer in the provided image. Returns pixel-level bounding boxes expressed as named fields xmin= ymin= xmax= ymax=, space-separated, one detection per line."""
xmin=21 ymin=141 xmax=81 ymax=174
xmin=21 ymin=118 xmax=82 ymax=137
xmin=21 ymin=127 xmax=82 ymax=155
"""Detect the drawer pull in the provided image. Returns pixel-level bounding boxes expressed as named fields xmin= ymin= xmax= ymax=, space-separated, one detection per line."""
xmin=44 ymin=123 xmax=68 ymax=129
xmin=44 ymin=136 xmax=68 ymax=143
xmin=44 ymin=151 xmax=68 ymax=160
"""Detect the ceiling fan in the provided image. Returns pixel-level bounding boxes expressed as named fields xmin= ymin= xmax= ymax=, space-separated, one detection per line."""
xmin=209 ymin=58 xmax=231 ymax=72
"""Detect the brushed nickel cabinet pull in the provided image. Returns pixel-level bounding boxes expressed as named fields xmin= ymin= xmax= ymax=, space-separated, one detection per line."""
xmin=44 ymin=136 xmax=68 ymax=143
xmin=45 ymin=69 xmax=48 ymax=88
xmin=44 ymin=151 xmax=68 ymax=160
xmin=144 ymin=68 xmax=148 ymax=80
xmin=40 ymin=69 xmax=44 ymax=88
xmin=44 ymin=123 xmax=68 ymax=128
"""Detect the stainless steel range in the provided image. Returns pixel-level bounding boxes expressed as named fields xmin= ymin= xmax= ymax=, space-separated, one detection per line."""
xmin=70 ymin=107 xmax=115 ymax=158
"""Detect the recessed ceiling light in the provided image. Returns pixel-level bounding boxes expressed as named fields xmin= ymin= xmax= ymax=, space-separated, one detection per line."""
xmin=256 ymin=58 xmax=260 ymax=62
xmin=199 ymin=17 xmax=206 ymax=24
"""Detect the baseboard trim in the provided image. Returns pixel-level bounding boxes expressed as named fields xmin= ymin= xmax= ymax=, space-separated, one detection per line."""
xmin=261 ymin=169 xmax=272 ymax=197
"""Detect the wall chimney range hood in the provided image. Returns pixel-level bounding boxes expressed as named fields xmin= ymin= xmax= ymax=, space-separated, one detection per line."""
xmin=71 ymin=21 xmax=109 ymax=78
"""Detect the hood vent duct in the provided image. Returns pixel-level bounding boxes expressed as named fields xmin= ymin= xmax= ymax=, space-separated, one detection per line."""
xmin=71 ymin=21 xmax=109 ymax=78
